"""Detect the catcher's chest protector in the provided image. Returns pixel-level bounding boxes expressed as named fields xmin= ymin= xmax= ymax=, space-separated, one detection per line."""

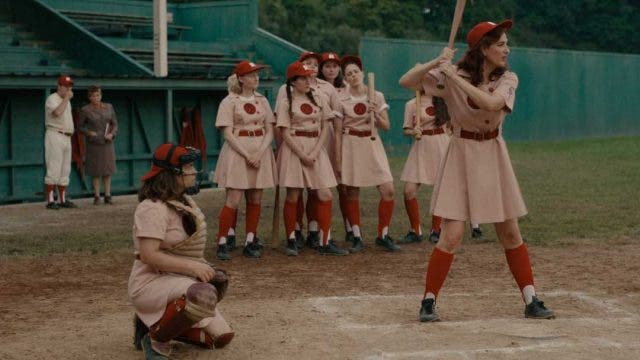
xmin=166 ymin=195 xmax=208 ymax=261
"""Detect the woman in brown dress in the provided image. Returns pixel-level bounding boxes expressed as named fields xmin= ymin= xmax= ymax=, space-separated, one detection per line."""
xmin=78 ymin=85 xmax=117 ymax=205
xmin=336 ymin=55 xmax=401 ymax=253
xmin=276 ymin=61 xmax=347 ymax=256
xmin=213 ymin=60 xmax=277 ymax=260
xmin=399 ymin=19 xmax=554 ymax=322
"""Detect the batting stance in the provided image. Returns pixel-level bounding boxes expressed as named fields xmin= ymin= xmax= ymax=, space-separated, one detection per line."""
xmin=129 ymin=144 xmax=233 ymax=359
xmin=44 ymin=75 xmax=77 ymax=209
xmin=399 ymin=20 xmax=555 ymax=321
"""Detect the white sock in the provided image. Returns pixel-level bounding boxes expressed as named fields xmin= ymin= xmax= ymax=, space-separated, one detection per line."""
xmin=522 ymin=285 xmax=536 ymax=305
xmin=218 ymin=236 xmax=227 ymax=245
xmin=288 ymin=231 xmax=295 ymax=240
xmin=246 ymin=232 xmax=254 ymax=245
xmin=345 ymin=219 xmax=352 ymax=232
xmin=309 ymin=221 xmax=319 ymax=232
xmin=227 ymin=228 xmax=235 ymax=236
xmin=352 ymin=225 xmax=361 ymax=237
xmin=381 ymin=226 xmax=389 ymax=238
xmin=295 ymin=223 xmax=301 ymax=231
xmin=471 ymin=223 xmax=479 ymax=229
xmin=425 ymin=292 xmax=436 ymax=300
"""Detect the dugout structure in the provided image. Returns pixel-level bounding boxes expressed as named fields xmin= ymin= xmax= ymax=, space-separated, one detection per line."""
xmin=0 ymin=0 xmax=301 ymax=204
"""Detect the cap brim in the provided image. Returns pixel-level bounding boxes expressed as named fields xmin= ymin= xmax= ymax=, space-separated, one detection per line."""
xmin=140 ymin=166 xmax=162 ymax=182
xmin=498 ymin=19 xmax=513 ymax=31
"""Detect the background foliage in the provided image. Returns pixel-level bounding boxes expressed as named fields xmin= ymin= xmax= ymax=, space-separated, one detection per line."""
xmin=257 ymin=0 xmax=640 ymax=54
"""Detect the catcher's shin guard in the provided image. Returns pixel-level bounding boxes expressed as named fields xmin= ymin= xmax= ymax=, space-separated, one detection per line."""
xmin=149 ymin=283 xmax=218 ymax=343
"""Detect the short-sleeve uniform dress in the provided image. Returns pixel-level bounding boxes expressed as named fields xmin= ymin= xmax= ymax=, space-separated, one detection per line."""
xmin=338 ymin=90 xmax=393 ymax=187
xmin=400 ymin=96 xmax=450 ymax=185
xmin=276 ymin=92 xmax=337 ymax=190
xmin=424 ymin=68 xmax=526 ymax=224
xmin=213 ymin=92 xmax=277 ymax=189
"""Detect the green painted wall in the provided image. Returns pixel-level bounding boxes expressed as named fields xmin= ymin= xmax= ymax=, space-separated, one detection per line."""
xmin=361 ymin=37 xmax=640 ymax=144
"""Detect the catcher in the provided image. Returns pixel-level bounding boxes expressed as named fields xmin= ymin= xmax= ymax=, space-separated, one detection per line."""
xmin=129 ymin=143 xmax=233 ymax=359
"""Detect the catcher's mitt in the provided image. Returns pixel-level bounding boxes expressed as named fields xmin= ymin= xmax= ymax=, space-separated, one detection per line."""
xmin=209 ymin=269 xmax=229 ymax=301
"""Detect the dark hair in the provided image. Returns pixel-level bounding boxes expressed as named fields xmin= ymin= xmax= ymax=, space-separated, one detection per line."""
xmin=432 ymin=96 xmax=450 ymax=127
xmin=318 ymin=62 xmax=345 ymax=89
xmin=285 ymin=76 xmax=319 ymax=118
xmin=457 ymin=27 xmax=508 ymax=86
xmin=87 ymin=85 xmax=101 ymax=97
xmin=138 ymin=170 xmax=183 ymax=203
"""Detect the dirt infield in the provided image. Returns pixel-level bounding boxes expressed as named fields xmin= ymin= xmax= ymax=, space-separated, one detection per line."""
xmin=2 ymin=224 xmax=640 ymax=359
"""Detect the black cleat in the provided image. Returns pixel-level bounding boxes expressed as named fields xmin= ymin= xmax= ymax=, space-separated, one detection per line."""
xmin=45 ymin=202 xmax=60 ymax=210
xmin=243 ymin=242 xmax=261 ymax=258
xmin=319 ymin=240 xmax=349 ymax=256
xmin=344 ymin=231 xmax=355 ymax=244
xmin=286 ymin=239 xmax=299 ymax=256
xmin=133 ymin=314 xmax=148 ymax=351
xmin=216 ymin=243 xmax=231 ymax=261
xmin=428 ymin=230 xmax=440 ymax=244
xmin=306 ymin=231 xmax=320 ymax=250
xmin=349 ymin=236 xmax=364 ymax=253
xmin=419 ymin=298 xmax=440 ymax=322
xmin=294 ymin=230 xmax=305 ymax=249
xmin=525 ymin=296 xmax=555 ymax=319
xmin=226 ymin=235 xmax=237 ymax=250
xmin=141 ymin=333 xmax=169 ymax=360
xmin=471 ymin=227 xmax=483 ymax=238
xmin=58 ymin=200 xmax=77 ymax=208
xmin=375 ymin=235 xmax=401 ymax=252
xmin=398 ymin=231 xmax=423 ymax=244
xmin=254 ymin=237 xmax=265 ymax=250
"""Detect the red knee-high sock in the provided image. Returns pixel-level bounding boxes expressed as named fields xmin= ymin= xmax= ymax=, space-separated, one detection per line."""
xmin=346 ymin=199 xmax=360 ymax=227
xmin=431 ymin=215 xmax=442 ymax=232
xmin=423 ymin=247 xmax=455 ymax=299
xmin=284 ymin=200 xmax=298 ymax=239
xmin=505 ymin=243 xmax=535 ymax=292
xmin=217 ymin=206 xmax=237 ymax=245
xmin=57 ymin=185 xmax=66 ymax=203
xmin=404 ymin=198 xmax=421 ymax=234
xmin=45 ymin=184 xmax=55 ymax=203
xmin=377 ymin=199 xmax=395 ymax=238
xmin=230 ymin=204 xmax=238 ymax=234
xmin=306 ymin=191 xmax=318 ymax=225
xmin=245 ymin=202 xmax=261 ymax=235
xmin=296 ymin=195 xmax=305 ymax=229
xmin=338 ymin=190 xmax=349 ymax=229
xmin=316 ymin=199 xmax=332 ymax=246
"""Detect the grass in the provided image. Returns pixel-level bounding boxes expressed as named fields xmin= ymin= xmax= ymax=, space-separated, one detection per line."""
xmin=0 ymin=136 xmax=638 ymax=257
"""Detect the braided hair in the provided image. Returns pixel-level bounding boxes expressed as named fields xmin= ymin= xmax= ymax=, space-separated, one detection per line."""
xmin=285 ymin=76 xmax=319 ymax=119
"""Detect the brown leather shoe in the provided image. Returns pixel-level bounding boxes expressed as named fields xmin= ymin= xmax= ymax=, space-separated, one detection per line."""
xmin=104 ymin=195 xmax=113 ymax=205
xmin=93 ymin=196 xmax=100 ymax=205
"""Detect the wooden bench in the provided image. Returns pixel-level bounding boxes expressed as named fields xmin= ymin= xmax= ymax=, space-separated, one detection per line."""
xmin=59 ymin=9 xmax=192 ymax=39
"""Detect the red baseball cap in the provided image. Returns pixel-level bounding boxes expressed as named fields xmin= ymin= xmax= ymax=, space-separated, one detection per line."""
xmin=320 ymin=52 xmax=341 ymax=65
xmin=466 ymin=19 xmax=513 ymax=48
xmin=57 ymin=75 xmax=74 ymax=86
xmin=299 ymin=51 xmax=322 ymax=63
xmin=233 ymin=60 xmax=266 ymax=76
xmin=286 ymin=61 xmax=315 ymax=80
xmin=340 ymin=55 xmax=362 ymax=71
xmin=141 ymin=143 xmax=200 ymax=181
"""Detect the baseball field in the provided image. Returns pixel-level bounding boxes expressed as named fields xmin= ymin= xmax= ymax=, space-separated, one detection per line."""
xmin=1 ymin=136 xmax=639 ymax=359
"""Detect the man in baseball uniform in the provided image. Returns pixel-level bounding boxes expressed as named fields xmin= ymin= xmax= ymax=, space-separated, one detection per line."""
xmin=44 ymin=75 xmax=77 ymax=209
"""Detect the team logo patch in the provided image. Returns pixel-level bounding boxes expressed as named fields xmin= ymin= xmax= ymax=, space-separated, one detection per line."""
xmin=467 ymin=96 xmax=480 ymax=110
xmin=300 ymin=103 xmax=313 ymax=115
xmin=425 ymin=106 xmax=436 ymax=116
xmin=353 ymin=103 xmax=367 ymax=115
xmin=244 ymin=103 xmax=257 ymax=114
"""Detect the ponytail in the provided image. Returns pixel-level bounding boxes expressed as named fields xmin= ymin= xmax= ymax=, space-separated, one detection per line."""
xmin=227 ymin=74 xmax=242 ymax=94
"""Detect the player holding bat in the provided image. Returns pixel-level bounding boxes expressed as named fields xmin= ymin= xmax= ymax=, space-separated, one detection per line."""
xmin=399 ymin=19 xmax=555 ymax=322
xmin=335 ymin=55 xmax=401 ymax=253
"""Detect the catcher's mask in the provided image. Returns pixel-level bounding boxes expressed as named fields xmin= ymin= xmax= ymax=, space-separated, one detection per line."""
xmin=141 ymin=143 xmax=203 ymax=195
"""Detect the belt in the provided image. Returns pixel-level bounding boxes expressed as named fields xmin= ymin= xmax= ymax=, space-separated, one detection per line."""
xmin=237 ymin=129 xmax=264 ymax=137
xmin=459 ymin=128 xmax=499 ymax=141
xmin=422 ymin=127 xmax=445 ymax=136
xmin=292 ymin=130 xmax=319 ymax=137
xmin=342 ymin=129 xmax=372 ymax=137
xmin=50 ymin=129 xmax=73 ymax=137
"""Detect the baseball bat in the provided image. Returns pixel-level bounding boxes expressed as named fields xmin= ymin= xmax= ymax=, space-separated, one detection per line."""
xmin=414 ymin=90 xmax=422 ymax=140
xmin=367 ymin=72 xmax=376 ymax=140
xmin=271 ymin=185 xmax=280 ymax=247
xmin=437 ymin=0 xmax=467 ymax=89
